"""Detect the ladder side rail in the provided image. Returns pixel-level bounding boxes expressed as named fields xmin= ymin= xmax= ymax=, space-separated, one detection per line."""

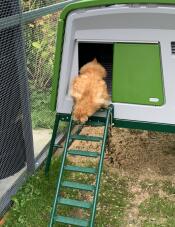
xmin=90 ymin=105 xmax=113 ymax=227
xmin=45 ymin=114 xmax=61 ymax=175
xmin=49 ymin=115 xmax=73 ymax=227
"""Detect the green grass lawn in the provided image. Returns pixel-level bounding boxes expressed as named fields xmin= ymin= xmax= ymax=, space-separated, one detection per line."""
xmin=3 ymin=156 xmax=175 ymax=227
xmin=139 ymin=180 xmax=175 ymax=227
xmin=3 ymin=157 xmax=128 ymax=227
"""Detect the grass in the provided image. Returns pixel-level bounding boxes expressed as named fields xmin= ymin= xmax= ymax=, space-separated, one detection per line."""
xmin=138 ymin=180 xmax=175 ymax=227
xmin=3 ymin=157 xmax=62 ymax=227
xmin=139 ymin=195 xmax=175 ymax=226
xmin=30 ymin=86 xmax=55 ymax=129
xmin=3 ymin=157 xmax=129 ymax=227
xmin=3 ymin=156 xmax=175 ymax=227
xmin=162 ymin=181 xmax=175 ymax=195
xmin=95 ymin=172 xmax=128 ymax=227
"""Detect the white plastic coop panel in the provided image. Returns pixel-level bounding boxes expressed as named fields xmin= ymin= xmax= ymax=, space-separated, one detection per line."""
xmin=56 ymin=4 xmax=175 ymax=125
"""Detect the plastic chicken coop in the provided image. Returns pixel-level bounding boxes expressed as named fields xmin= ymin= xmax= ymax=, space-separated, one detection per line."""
xmin=51 ymin=0 xmax=175 ymax=133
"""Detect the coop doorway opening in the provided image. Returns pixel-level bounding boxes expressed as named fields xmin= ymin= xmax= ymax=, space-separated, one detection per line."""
xmin=78 ymin=42 xmax=113 ymax=96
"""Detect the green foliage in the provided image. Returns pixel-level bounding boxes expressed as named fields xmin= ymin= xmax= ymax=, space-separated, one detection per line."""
xmin=29 ymin=83 xmax=55 ymax=129
xmin=22 ymin=0 xmax=53 ymax=11
xmin=26 ymin=14 xmax=57 ymax=90
xmin=22 ymin=2 xmax=60 ymax=129
xmin=22 ymin=0 xmax=40 ymax=11
xmin=24 ymin=11 xmax=59 ymax=129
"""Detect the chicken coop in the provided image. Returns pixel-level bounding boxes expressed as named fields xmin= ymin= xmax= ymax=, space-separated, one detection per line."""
xmin=51 ymin=0 xmax=175 ymax=132
xmin=46 ymin=2 xmax=175 ymax=226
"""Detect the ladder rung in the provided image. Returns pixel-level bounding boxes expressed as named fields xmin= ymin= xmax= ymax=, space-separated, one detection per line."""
xmin=85 ymin=121 xmax=105 ymax=127
xmin=98 ymin=108 xmax=108 ymax=112
xmin=58 ymin=197 xmax=92 ymax=209
xmin=68 ymin=150 xmax=100 ymax=158
xmin=54 ymin=215 xmax=89 ymax=226
xmin=70 ymin=135 xmax=103 ymax=142
xmin=53 ymin=144 xmax=62 ymax=148
xmin=64 ymin=165 xmax=97 ymax=174
xmin=62 ymin=181 xmax=95 ymax=191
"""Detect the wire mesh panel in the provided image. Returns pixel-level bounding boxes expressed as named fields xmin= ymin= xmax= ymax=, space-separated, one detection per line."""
xmin=23 ymin=13 xmax=61 ymax=163
xmin=0 ymin=0 xmax=78 ymax=216
xmin=24 ymin=13 xmax=59 ymax=131
xmin=22 ymin=0 xmax=63 ymax=12
xmin=0 ymin=0 xmax=20 ymax=17
xmin=0 ymin=0 xmax=31 ymax=179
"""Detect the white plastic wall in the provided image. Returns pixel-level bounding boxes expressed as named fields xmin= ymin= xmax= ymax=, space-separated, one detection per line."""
xmin=57 ymin=4 xmax=175 ymax=125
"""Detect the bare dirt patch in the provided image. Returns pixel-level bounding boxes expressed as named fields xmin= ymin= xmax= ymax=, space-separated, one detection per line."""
xmin=108 ymin=128 xmax=175 ymax=177
xmin=68 ymin=126 xmax=175 ymax=178
xmin=65 ymin=126 xmax=175 ymax=226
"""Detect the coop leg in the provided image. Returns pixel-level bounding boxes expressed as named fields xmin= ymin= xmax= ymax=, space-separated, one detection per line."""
xmin=45 ymin=114 xmax=60 ymax=175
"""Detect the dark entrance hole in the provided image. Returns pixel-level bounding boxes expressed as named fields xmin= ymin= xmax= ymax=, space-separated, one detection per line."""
xmin=78 ymin=42 xmax=113 ymax=95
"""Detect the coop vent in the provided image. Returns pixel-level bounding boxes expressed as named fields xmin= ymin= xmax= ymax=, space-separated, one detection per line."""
xmin=171 ymin=42 xmax=175 ymax=54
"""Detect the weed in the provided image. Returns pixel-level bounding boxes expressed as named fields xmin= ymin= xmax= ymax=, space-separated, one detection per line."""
xmin=162 ymin=181 xmax=175 ymax=195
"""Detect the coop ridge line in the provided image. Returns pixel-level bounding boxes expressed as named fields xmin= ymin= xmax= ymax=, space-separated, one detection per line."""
xmin=50 ymin=0 xmax=175 ymax=112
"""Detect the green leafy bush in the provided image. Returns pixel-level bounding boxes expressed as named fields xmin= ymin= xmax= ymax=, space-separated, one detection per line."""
xmin=26 ymin=14 xmax=57 ymax=90
xmin=24 ymin=11 xmax=59 ymax=129
xmin=29 ymin=83 xmax=55 ymax=129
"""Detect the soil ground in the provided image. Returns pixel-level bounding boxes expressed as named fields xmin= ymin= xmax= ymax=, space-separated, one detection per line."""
xmin=69 ymin=126 xmax=175 ymax=177
xmin=68 ymin=126 xmax=175 ymax=226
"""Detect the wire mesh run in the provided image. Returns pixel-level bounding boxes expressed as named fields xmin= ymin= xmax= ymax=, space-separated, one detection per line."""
xmin=21 ymin=0 xmax=63 ymax=12
xmin=0 ymin=0 xmax=29 ymax=179
xmin=23 ymin=12 xmax=63 ymax=163
xmin=0 ymin=0 xmax=75 ymax=216
xmin=24 ymin=13 xmax=59 ymax=130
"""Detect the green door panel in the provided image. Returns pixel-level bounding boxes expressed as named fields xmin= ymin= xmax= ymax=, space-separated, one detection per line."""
xmin=112 ymin=43 xmax=164 ymax=106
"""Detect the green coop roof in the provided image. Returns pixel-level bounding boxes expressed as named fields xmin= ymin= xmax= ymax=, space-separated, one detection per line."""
xmin=60 ymin=0 xmax=175 ymax=20
xmin=50 ymin=0 xmax=175 ymax=111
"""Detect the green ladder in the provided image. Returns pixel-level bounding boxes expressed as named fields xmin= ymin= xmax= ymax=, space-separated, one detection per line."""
xmin=48 ymin=105 xmax=113 ymax=227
